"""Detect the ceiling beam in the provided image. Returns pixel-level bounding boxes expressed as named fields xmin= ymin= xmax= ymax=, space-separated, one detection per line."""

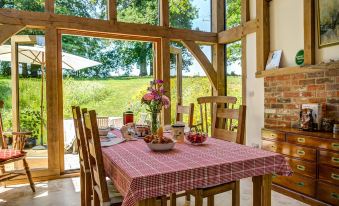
xmin=0 ymin=24 xmax=25 ymax=45
xmin=0 ymin=8 xmax=217 ymax=43
xmin=182 ymin=40 xmax=217 ymax=91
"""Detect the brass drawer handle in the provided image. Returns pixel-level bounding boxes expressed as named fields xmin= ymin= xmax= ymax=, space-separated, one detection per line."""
xmin=332 ymin=143 xmax=339 ymax=150
xmin=332 ymin=157 xmax=339 ymax=163
xmin=297 ymin=138 xmax=305 ymax=143
xmin=271 ymin=134 xmax=276 ymax=137
xmin=331 ymin=173 xmax=339 ymax=181
xmin=271 ymin=145 xmax=277 ymax=150
xmin=296 ymin=165 xmax=305 ymax=171
xmin=296 ymin=182 xmax=305 ymax=187
xmin=331 ymin=192 xmax=339 ymax=200
xmin=297 ymin=149 xmax=305 ymax=156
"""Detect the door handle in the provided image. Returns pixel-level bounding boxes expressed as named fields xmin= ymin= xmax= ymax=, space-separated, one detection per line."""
xmin=332 ymin=157 xmax=339 ymax=163
xmin=297 ymin=137 xmax=305 ymax=143
xmin=331 ymin=173 xmax=339 ymax=181
xmin=332 ymin=143 xmax=339 ymax=150
xmin=297 ymin=149 xmax=305 ymax=156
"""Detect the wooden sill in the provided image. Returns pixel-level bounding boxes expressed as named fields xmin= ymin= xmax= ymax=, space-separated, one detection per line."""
xmin=255 ymin=61 xmax=339 ymax=78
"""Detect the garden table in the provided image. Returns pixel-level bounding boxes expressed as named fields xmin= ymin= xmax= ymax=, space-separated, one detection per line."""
xmin=102 ymin=137 xmax=291 ymax=206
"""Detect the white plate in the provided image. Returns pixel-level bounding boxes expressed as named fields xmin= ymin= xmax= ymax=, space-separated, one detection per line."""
xmin=147 ymin=142 xmax=175 ymax=151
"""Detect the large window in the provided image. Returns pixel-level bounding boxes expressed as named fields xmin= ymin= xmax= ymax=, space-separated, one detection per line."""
xmin=0 ymin=0 xmax=44 ymax=12
xmin=225 ymin=0 xmax=241 ymax=29
xmin=226 ymin=40 xmax=242 ymax=105
xmin=170 ymin=0 xmax=211 ymax=32
xmin=117 ymin=0 xmax=158 ymax=25
xmin=55 ymin=0 xmax=107 ymax=19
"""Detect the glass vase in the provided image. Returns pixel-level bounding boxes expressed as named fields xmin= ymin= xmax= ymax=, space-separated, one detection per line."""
xmin=149 ymin=112 xmax=161 ymax=134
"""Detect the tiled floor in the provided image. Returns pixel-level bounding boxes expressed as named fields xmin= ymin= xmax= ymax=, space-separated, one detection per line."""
xmin=0 ymin=177 xmax=308 ymax=206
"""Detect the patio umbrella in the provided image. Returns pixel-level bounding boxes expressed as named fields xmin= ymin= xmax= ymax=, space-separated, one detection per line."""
xmin=0 ymin=45 xmax=102 ymax=149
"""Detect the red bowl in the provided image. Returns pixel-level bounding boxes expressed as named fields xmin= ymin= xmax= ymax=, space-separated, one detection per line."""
xmin=185 ymin=132 xmax=207 ymax=145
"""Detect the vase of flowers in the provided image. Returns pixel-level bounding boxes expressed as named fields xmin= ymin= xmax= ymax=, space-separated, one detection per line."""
xmin=141 ymin=80 xmax=170 ymax=134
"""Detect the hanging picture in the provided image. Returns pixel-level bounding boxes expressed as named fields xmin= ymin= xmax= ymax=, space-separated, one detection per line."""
xmin=317 ymin=0 xmax=339 ymax=47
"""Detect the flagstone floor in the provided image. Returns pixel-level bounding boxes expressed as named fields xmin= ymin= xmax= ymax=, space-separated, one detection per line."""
xmin=0 ymin=177 xmax=308 ymax=206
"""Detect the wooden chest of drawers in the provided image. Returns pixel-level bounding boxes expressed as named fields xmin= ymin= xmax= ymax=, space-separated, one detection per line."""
xmin=261 ymin=128 xmax=339 ymax=206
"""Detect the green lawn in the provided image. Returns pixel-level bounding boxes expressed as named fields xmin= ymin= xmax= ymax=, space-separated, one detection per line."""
xmin=0 ymin=76 xmax=242 ymax=140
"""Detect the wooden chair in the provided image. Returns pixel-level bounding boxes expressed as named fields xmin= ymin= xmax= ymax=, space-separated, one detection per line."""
xmin=81 ymin=108 xmax=122 ymax=206
xmin=0 ymin=100 xmax=35 ymax=192
xmin=185 ymin=96 xmax=246 ymax=206
xmin=71 ymin=106 xmax=92 ymax=206
xmin=175 ymin=103 xmax=194 ymax=128
xmin=97 ymin=116 xmax=109 ymax=129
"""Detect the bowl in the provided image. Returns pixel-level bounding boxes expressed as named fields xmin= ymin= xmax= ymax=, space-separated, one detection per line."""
xmin=185 ymin=132 xmax=207 ymax=145
xmin=147 ymin=142 xmax=176 ymax=151
xmin=99 ymin=129 xmax=110 ymax=136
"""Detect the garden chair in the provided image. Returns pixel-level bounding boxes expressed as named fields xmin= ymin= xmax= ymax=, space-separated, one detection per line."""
xmin=0 ymin=100 xmax=35 ymax=192
xmin=71 ymin=106 xmax=92 ymax=206
xmin=81 ymin=108 xmax=122 ymax=206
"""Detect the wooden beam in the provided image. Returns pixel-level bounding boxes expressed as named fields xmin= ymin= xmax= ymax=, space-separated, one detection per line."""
xmin=241 ymin=0 xmax=250 ymax=105
xmin=0 ymin=8 xmax=217 ymax=43
xmin=182 ymin=40 xmax=217 ymax=91
xmin=159 ymin=0 xmax=169 ymax=27
xmin=0 ymin=24 xmax=25 ymax=45
xmin=212 ymin=0 xmax=226 ymax=96
xmin=45 ymin=26 xmax=61 ymax=173
xmin=256 ymin=0 xmax=270 ymax=72
xmin=45 ymin=0 xmax=54 ymax=13
xmin=304 ymin=0 xmax=315 ymax=65
xmin=107 ymin=0 xmax=117 ymax=22
xmin=160 ymin=38 xmax=171 ymax=125
xmin=218 ymin=20 xmax=257 ymax=44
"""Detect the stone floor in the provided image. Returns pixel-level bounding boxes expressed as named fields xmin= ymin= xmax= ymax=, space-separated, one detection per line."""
xmin=0 ymin=177 xmax=308 ymax=206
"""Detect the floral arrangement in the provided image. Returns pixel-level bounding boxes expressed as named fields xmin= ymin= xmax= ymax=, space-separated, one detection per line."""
xmin=141 ymin=79 xmax=170 ymax=113
xmin=141 ymin=80 xmax=170 ymax=133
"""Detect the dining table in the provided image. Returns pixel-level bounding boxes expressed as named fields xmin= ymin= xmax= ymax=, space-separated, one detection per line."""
xmin=101 ymin=131 xmax=292 ymax=206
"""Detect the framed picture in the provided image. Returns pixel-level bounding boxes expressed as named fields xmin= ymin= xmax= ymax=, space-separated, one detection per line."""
xmin=317 ymin=0 xmax=339 ymax=47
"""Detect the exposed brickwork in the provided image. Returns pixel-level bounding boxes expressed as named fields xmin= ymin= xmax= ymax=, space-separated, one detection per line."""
xmin=264 ymin=69 xmax=339 ymax=128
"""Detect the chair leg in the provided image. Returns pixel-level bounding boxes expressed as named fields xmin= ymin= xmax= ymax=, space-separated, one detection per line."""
xmin=161 ymin=195 xmax=167 ymax=206
xmin=207 ymin=196 xmax=214 ymax=206
xmin=85 ymin=172 xmax=92 ymax=206
xmin=185 ymin=193 xmax=191 ymax=206
xmin=232 ymin=181 xmax=240 ymax=206
xmin=23 ymin=158 xmax=35 ymax=192
xmin=0 ymin=165 xmax=6 ymax=187
xmin=80 ymin=169 xmax=85 ymax=206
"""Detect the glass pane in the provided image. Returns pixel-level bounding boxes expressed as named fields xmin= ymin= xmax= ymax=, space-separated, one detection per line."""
xmin=117 ymin=0 xmax=158 ymax=25
xmin=0 ymin=0 xmax=44 ymax=12
xmin=225 ymin=0 xmax=241 ymax=29
xmin=170 ymin=0 xmax=211 ymax=32
xmin=0 ymin=30 xmax=48 ymax=171
xmin=55 ymin=0 xmax=107 ymax=19
xmin=62 ymin=35 xmax=154 ymax=170
xmin=226 ymin=40 xmax=242 ymax=105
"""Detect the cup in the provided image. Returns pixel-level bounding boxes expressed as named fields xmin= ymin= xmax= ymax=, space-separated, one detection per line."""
xmin=171 ymin=124 xmax=185 ymax=143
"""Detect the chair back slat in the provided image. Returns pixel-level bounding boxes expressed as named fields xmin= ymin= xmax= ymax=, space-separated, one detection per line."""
xmin=197 ymin=96 xmax=237 ymax=104
xmin=216 ymin=108 xmax=239 ymax=120
xmin=213 ymin=128 xmax=237 ymax=142
xmin=0 ymin=100 xmax=7 ymax=149
xmin=176 ymin=103 xmax=194 ymax=128
xmin=82 ymin=109 xmax=110 ymax=204
xmin=97 ymin=116 xmax=109 ymax=129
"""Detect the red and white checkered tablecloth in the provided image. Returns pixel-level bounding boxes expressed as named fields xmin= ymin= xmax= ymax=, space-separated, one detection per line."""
xmin=102 ymin=137 xmax=291 ymax=206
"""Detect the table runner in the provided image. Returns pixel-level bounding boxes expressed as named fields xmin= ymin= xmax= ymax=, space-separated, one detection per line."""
xmin=102 ymin=137 xmax=291 ymax=206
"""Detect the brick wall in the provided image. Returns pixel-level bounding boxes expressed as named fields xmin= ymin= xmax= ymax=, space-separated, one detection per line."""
xmin=264 ymin=69 xmax=339 ymax=128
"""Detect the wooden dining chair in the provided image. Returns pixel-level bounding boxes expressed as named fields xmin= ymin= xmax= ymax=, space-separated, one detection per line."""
xmin=71 ymin=106 xmax=92 ymax=206
xmin=97 ymin=116 xmax=109 ymax=129
xmin=181 ymin=96 xmax=246 ymax=206
xmin=176 ymin=103 xmax=194 ymax=128
xmin=81 ymin=108 xmax=122 ymax=206
xmin=0 ymin=100 xmax=35 ymax=192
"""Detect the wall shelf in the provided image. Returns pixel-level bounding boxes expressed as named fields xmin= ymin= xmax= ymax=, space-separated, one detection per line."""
xmin=255 ymin=61 xmax=339 ymax=78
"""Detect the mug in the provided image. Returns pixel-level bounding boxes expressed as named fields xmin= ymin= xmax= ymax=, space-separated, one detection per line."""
xmin=171 ymin=124 xmax=185 ymax=143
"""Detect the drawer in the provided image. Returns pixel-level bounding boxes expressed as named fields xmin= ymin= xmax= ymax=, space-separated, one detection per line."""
xmin=287 ymin=134 xmax=339 ymax=151
xmin=272 ymin=173 xmax=316 ymax=197
xmin=262 ymin=140 xmax=316 ymax=161
xmin=319 ymin=150 xmax=339 ymax=168
xmin=317 ymin=181 xmax=339 ymax=206
xmin=286 ymin=157 xmax=316 ymax=178
xmin=319 ymin=165 xmax=339 ymax=186
xmin=262 ymin=129 xmax=285 ymax=141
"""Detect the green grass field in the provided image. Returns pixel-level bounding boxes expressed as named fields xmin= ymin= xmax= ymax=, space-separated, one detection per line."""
xmin=0 ymin=76 xmax=241 ymax=141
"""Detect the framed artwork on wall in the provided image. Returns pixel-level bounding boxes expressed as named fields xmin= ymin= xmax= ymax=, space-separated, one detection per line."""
xmin=317 ymin=0 xmax=339 ymax=47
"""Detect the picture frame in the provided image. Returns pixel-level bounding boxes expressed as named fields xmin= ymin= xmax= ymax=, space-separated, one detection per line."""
xmin=317 ymin=0 xmax=339 ymax=48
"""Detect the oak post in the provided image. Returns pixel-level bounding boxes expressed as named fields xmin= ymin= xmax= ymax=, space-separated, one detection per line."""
xmin=304 ymin=0 xmax=315 ymax=65
xmin=45 ymin=0 xmax=54 ymax=13
xmin=161 ymin=38 xmax=171 ymax=125
xmin=256 ymin=0 xmax=270 ymax=72
xmin=107 ymin=0 xmax=117 ymax=22
xmin=11 ymin=41 xmax=19 ymax=132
